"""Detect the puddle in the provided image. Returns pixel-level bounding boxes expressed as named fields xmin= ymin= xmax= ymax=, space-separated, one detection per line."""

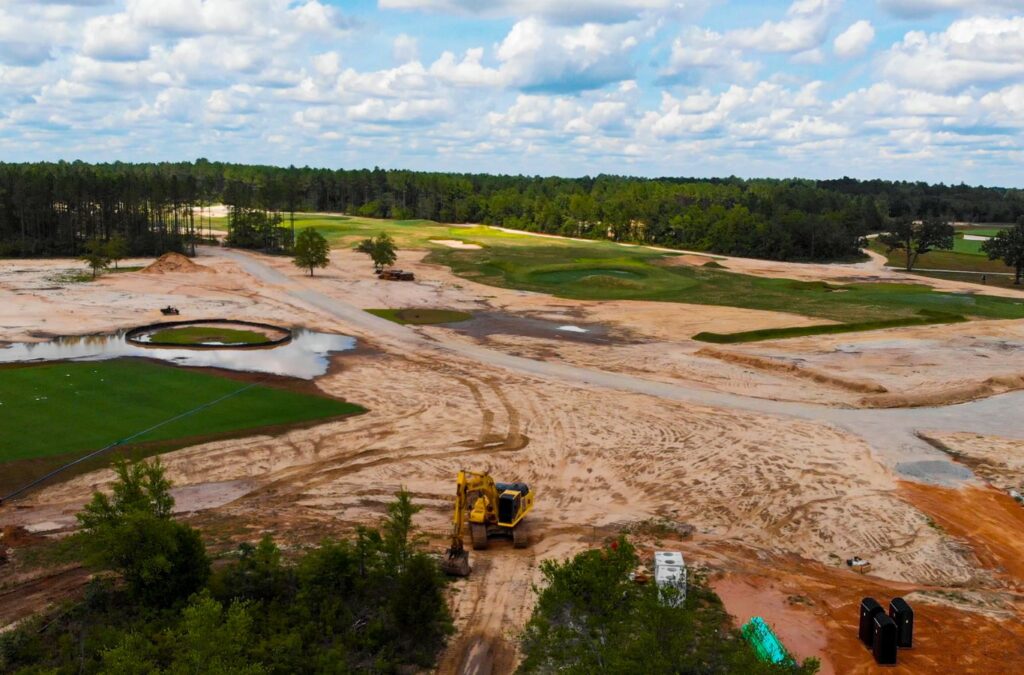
xmin=445 ymin=312 xmax=616 ymax=344
xmin=0 ymin=329 xmax=356 ymax=379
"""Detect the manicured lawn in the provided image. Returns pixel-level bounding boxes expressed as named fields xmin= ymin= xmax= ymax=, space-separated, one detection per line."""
xmin=148 ymin=325 xmax=271 ymax=345
xmin=694 ymin=311 xmax=968 ymax=343
xmin=430 ymin=242 xmax=1024 ymax=323
xmin=216 ymin=212 xmax=1024 ymax=320
xmin=0 ymin=359 xmax=364 ymax=463
xmin=366 ymin=308 xmax=472 ymax=325
xmin=869 ymin=240 xmax=1012 ymax=273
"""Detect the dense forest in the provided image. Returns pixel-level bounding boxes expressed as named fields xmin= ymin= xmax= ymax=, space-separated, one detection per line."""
xmin=1 ymin=160 xmax=1022 ymax=261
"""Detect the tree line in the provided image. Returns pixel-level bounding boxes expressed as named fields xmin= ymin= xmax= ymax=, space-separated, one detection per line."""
xmin=2 ymin=159 xmax=1022 ymax=262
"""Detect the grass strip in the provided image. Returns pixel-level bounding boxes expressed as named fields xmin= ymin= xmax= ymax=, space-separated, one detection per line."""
xmin=366 ymin=308 xmax=472 ymax=325
xmin=693 ymin=311 xmax=968 ymax=344
xmin=147 ymin=325 xmax=270 ymax=345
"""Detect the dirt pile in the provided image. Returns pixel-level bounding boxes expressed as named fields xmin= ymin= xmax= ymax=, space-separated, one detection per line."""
xmin=860 ymin=372 xmax=1024 ymax=408
xmin=697 ymin=347 xmax=888 ymax=394
xmin=142 ymin=252 xmax=209 ymax=274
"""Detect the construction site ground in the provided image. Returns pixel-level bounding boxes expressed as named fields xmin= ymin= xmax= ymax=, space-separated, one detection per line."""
xmin=2 ymin=241 xmax=1024 ymax=674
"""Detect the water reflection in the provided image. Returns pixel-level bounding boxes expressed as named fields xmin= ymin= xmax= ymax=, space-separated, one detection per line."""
xmin=0 ymin=329 xmax=356 ymax=379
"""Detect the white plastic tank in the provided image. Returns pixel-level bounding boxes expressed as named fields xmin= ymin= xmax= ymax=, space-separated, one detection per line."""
xmin=653 ymin=550 xmax=687 ymax=606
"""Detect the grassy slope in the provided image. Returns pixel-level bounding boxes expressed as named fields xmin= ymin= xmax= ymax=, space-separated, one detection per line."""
xmin=0 ymin=360 xmax=363 ymax=462
xmin=217 ymin=213 xmax=1024 ymax=320
xmin=868 ymin=240 xmax=1022 ymax=290
xmin=148 ymin=326 xmax=270 ymax=345
xmin=366 ymin=308 xmax=472 ymax=325
xmin=429 ymin=241 xmax=1024 ymax=323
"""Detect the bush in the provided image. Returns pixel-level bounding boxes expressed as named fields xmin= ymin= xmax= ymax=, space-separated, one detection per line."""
xmin=518 ymin=538 xmax=819 ymax=674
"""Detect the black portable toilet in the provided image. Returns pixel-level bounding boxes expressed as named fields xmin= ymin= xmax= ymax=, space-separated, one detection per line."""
xmin=873 ymin=613 xmax=899 ymax=666
xmin=889 ymin=597 xmax=914 ymax=648
xmin=859 ymin=597 xmax=884 ymax=647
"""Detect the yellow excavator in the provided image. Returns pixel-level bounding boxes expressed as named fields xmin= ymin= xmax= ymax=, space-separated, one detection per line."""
xmin=442 ymin=469 xmax=534 ymax=576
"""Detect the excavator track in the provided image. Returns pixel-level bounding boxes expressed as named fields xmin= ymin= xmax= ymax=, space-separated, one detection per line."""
xmin=471 ymin=523 xmax=489 ymax=550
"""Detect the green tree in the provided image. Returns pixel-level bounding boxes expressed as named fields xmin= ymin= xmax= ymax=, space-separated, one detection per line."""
xmin=878 ymin=218 xmax=955 ymax=271
xmin=80 ymin=237 xmax=111 ymax=279
xmin=168 ymin=593 xmax=264 ymax=675
xmin=76 ymin=459 xmax=210 ymax=607
xmin=105 ymin=234 xmax=129 ymax=270
xmin=982 ymin=218 xmax=1024 ymax=285
xmin=382 ymin=488 xmax=423 ymax=572
xmin=519 ymin=538 xmax=818 ymax=675
xmin=292 ymin=227 xmax=330 ymax=276
xmin=356 ymin=232 xmax=398 ymax=272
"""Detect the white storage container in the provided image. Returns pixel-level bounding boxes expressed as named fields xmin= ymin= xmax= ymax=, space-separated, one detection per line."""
xmin=653 ymin=550 xmax=687 ymax=606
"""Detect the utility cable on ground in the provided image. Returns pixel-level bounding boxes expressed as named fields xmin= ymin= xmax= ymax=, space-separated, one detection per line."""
xmin=0 ymin=379 xmax=264 ymax=505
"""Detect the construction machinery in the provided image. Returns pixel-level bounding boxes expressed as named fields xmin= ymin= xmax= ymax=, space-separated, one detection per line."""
xmin=442 ymin=469 xmax=534 ymax=576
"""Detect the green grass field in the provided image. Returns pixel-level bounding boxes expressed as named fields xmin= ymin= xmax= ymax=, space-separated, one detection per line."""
xmin=215 ymin=212 xmax=1024 ymax=318
xmin=429 ymin=241 xmax=1024 ymax=323
xmin=694 ymin=311 xmax=968 ymax=343
xmin=148 ymin=325 xmax=271 ymax=345
xmin=0 ymin=359 xmax=364 ymax=463
xmin=868 ymin=240 xmax=1021 ymax=290
xmin=366 ymin=308 xmax=472 ymax=325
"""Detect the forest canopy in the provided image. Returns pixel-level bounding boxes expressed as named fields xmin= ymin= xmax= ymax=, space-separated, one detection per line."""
xmin=1 ymin=159 xmax=1021 ymax=262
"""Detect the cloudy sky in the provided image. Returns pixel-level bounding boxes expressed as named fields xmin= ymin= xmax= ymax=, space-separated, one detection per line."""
xmin=1 ymin=0 xmax=1022 ymax=185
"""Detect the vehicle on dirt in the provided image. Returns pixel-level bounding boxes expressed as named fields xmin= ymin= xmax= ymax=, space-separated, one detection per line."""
xmin=442 ymin=469 xmax=534 ymax=576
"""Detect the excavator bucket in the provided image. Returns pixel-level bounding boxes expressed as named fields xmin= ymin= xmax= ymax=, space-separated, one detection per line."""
xmin=442 ymin=548 xmax=471 ymax=577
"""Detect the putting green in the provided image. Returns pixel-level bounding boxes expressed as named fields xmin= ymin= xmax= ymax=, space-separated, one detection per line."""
xmin=147 ymin=325 xmax=271 ymax=345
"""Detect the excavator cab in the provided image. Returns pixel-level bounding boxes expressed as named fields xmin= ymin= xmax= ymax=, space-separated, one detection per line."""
xmin=442 ymin=470 xmax=534 ymax=577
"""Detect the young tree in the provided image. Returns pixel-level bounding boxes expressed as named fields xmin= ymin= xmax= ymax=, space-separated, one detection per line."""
xmin=292 ymin=227 xmax=330 ymax=276
xmin=982 ymin=218 xmax=1024 ymax=285
xmin=356 ymin=232 xmax=398 ymax=272
xmin=878 ymin=218 xmax=955 ymax=271
xmin=76 ymin=458 xmax=210 ymax=606
xmin=105 ymin=234 xmax=129 ymax=270
xmin=80 ymin=238 xmax=111 ymax=279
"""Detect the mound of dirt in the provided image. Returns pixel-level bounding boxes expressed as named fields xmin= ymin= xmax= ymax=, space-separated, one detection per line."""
xmin=142 ymin=252 xmax=209 ymax=274
xmin=697 ymin=347 xmax=888 ymax=394
xmin=860 ymin=373 xmax=1024 ymax=408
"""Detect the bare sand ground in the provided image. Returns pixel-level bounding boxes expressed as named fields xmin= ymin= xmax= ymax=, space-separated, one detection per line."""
xmin=2 ymin=246 xmax=1024 ymax=671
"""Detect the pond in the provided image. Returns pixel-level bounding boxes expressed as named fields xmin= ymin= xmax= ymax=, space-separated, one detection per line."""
xmin=0 ymin=329 xmax=356 ymax=379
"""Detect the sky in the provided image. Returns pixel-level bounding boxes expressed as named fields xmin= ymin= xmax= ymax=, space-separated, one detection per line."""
xmin=1 ymin=1 xmax=1022 ymax=186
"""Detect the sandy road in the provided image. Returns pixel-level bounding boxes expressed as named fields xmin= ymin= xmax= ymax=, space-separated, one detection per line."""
xmin=216 ymin=247 xmax=1024 ymax=485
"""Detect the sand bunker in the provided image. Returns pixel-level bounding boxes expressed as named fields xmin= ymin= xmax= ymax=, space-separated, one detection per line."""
xmin=430 ymin=239 xmax=482 ymax=250
xmin=142 ymin=252 xmax=210 ymax=274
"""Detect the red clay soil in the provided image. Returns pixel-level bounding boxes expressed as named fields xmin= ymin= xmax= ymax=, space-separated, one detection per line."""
xmin=706 ymin=533 xmax=1024 ymax=674
xmin=897 ymin=481 xmax=1024 ymax=585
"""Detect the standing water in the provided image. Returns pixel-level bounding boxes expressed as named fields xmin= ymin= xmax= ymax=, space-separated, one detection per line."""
xmin=0 ymin=329 xmax=356 ymax=379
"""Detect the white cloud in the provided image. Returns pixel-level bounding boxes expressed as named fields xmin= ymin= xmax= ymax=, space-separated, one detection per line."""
xmin=393 ymin=34 xmax=419 ymax=63
xmin=725 ymin=0 xmax=840 ymax=53
xmin=662 ymin=27 xmax=759 ymax=82
xmin=882 ymin=16 xmax=1024 ymax=92
xmin=83 ymin=13 xmax=151 ymax=61
xmin=879 ymin=0 xmax=1022 ymax=18
xmin=495 ymin=17 xmax=647 ymax=92
xmin=833 ymin=20 xmax=875 ymax=58
xmin=378 ymin=0 xmax=699 ymax=24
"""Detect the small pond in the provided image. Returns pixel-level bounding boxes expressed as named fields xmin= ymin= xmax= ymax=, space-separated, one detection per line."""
xmin=0 ymin=329 xmax=356 ymax=379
